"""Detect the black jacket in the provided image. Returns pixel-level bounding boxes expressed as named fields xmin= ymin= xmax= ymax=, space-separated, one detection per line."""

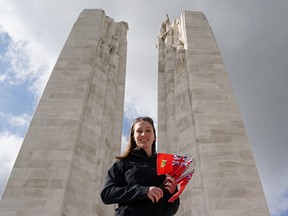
xmin=101 ymin=149 xmax=180 ymax=216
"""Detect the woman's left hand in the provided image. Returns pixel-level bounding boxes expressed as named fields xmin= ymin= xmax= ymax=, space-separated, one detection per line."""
xmin=164 ymin=175 xmax=177 ymax=194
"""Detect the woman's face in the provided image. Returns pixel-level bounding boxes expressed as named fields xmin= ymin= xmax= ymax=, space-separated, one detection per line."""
xmin=133 ymin=120 xmax=155 ymax=154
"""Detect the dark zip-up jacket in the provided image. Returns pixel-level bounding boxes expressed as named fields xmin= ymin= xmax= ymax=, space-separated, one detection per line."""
xmin=101 ymin=149 xmax=180 ymax=216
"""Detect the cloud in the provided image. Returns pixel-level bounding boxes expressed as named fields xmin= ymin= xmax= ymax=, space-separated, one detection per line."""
xmin=121 ymin=134 xmax=129 ymax=153
xmin=0 ymin=131 xmax=23 ymax=197
xmin=270 ymin=187 xmax=288 ymax=216
xmin=0 ymin=74 xmax=5 ymax=82
xmin=0 ymin=29 xmax=50 ymax=98
xmin=8 ymin=113 xmax=31 ymax=127
xmin=0 ymin=112 xmax=30 ymax=127
xmin=262 ymin=164 xmax=288 ymax=216
xmin=0 ymin=131 xmax=22 ymax=167
xmin=0 ymin=112 xmax=32 ymax=138
xmin=4 ymin=40 xmax=32 ymax=83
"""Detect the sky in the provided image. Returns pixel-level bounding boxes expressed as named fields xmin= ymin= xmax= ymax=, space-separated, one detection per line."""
xmin=0 ymin=0 xmax=287 ymax=215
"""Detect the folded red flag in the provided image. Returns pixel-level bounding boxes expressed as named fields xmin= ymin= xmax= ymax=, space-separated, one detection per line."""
xmin=157 ymin=153 xmax=190 ymax=176
xmin=168 ymin=170 xmax=194 ymax=202
xmin=172 ymin=158 xmax=193 ymax=180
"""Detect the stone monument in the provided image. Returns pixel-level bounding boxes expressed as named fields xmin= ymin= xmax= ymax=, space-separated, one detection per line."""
xmin=0 ymin=9 xmax=128 ymax=216
xmin=0 ymin=9 xmax=270 ymax=216
xmin=157 ymin=11 xmax=270 ymax=215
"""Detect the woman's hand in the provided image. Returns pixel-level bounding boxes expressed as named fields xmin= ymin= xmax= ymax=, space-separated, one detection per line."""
xmin=164 ymin=175 xmax=177 ymax=194
xmin=147 ymin=186 xmax=164 ymax=203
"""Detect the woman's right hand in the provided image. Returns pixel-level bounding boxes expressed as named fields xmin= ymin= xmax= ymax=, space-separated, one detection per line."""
xmin=147 ymin=186 xmax=164 ymax=203
xmin=164 ymin=175 xmax=177 ymax=194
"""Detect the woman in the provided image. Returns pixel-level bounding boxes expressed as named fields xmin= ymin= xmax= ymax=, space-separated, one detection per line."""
xmin=101 ymin=117 xmax=180 ymax=216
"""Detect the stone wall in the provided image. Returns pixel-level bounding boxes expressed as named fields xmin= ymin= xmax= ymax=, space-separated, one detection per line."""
xmin=157 ymin=11 xmax=270 ymax=216
xmin=0 ymin=9 xmax=128 ymax=216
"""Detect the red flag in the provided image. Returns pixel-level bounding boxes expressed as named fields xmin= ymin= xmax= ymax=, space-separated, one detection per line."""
xmin=172 ymin=158 xmax=194 ymax=180
xmin=168 ymin=170 xmax=194 ymax=202
xmin=157 ymin=153 xmax=191 ymax=176
xmin=157 ymin=153 xmax=175 ymax=175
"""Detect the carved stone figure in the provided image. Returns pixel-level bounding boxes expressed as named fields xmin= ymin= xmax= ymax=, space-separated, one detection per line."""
xmin=160 ymin=22 xmax=166 ymax=39
xmin=117 ymin=21 xmax=129 ymax=39
xmin=110 ymin=35 xmax=119 ymax=54
xmin=167 ymin=40 xmax=185 ymax=67
xmin=97 ymin=38 xmax=110 ymax=62
xmin=120 ymin=21 xmax=129 ymax=30
xmin=176 ymin=18 xmax=182 ymax=41
xmin=96 ymin=38 xmax=103 ymax=57
xmin=160 ymin=14 xmax=170 ymax=38
xmin=176 ymin=41 xmax=185 ymax=66
xmin=102 ymin=39 xmax=110 ymax=62
xmin=106 ymin=21 xmax=116 ymax=43
xmin=165 ymin=29 xmax=173 ymax=45
xmin=104 ymin=16 xmax=113 ymax=38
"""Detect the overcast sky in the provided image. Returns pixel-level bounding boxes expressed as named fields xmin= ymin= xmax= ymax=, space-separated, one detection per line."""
xmin=0 ymin=0 xmax=288 ymax=215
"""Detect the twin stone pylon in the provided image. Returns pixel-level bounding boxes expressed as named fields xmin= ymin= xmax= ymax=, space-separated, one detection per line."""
xmin=157 ymin=11 xmax=270 ymax=215
xmin=0 ymin=9 xmax=269 ymax=216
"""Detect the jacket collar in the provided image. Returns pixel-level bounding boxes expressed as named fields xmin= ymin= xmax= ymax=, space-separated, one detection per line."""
xmin=132 ymin=148 xmax=156 ymax=158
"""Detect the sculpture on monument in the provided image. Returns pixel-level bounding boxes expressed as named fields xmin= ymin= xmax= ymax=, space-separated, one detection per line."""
xmin=160 ymin=14 xmax=170 ymax=39
xmin=110 ymin=35 xmax=119 ymax=55
xmin=97 ymin=18 xmax=128 ymax=64
xmin=158 ymin=13 xmax=187 ymax=72
xmin=97 ymin=38 xmax=110 ymax=62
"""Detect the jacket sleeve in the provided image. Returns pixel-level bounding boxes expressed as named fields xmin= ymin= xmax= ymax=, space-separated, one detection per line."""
xmin=162 ymin=186 xmax=180 ymax=215
xmin=169 ymin=196 xmax=180 ymax=215
xmin=100 ymin=161 xmax=149 ymax=204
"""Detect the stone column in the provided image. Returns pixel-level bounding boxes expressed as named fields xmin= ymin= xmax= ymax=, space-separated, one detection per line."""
xmin=0 ymin=9 xmax=128 ymax=216
xmin=157 ymin=11 xmax=270 ymax=216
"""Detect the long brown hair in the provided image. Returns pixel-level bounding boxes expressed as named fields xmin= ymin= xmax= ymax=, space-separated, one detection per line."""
xmin=116 ymin=117 xmax=156 ymax=160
